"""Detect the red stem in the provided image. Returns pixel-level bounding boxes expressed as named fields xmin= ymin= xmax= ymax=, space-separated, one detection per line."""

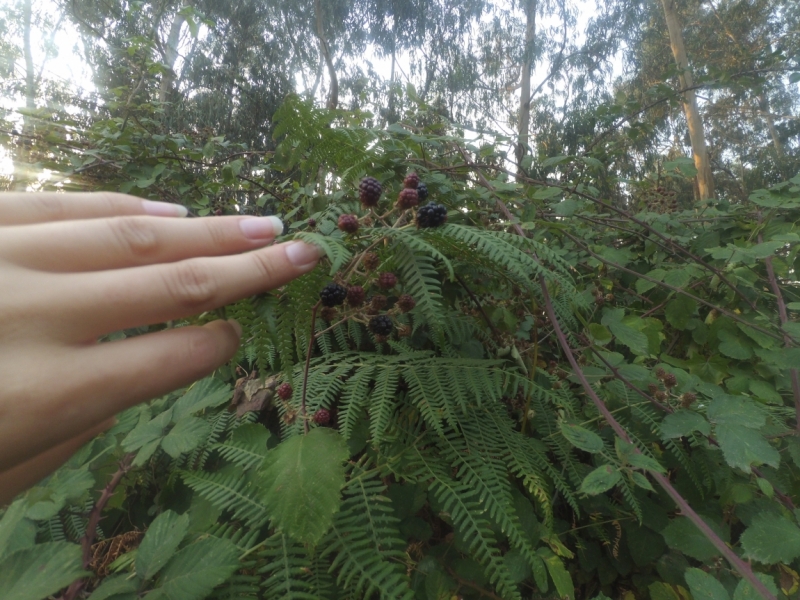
xmin=301 ymin=302 xmax=320 ymax=434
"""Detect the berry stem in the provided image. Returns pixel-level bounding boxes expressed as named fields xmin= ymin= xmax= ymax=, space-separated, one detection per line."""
xmin=301 ymin=302 xmax=320 ymax=435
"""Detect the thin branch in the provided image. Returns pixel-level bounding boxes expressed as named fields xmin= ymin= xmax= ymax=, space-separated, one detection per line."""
xmin=454 ymin=273 xmax=500 ymax=337
xmin=301 ymin=302 xmax=321 ymax=434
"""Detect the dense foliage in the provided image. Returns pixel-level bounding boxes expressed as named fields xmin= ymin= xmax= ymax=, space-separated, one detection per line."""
xmin=1 ymin=0 xmax=800 ymax=599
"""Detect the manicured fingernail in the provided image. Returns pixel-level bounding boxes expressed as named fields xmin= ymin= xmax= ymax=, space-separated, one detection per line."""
xmin=239 ymin=216 xmax=283 ymax=240
xmin=285 ymin=241 xmax=322 ymax=269
xmin=142 ymin=200 xmax=189 ymax=217
xmin=227 ymin=319 xmax=243 ymax=339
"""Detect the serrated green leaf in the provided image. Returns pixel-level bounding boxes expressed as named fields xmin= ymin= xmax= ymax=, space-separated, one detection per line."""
xmin=631 ymin=471 xmax=654 ymax=491
xmin=87 ymin=574 xmax=139 ymax=600
xmin=560 ymin=422 xmax=604 ymax=453
xmin=749 ymin=381 xmax=782 ymax=404
xmin=161 ymin=417 xmax=211 ymax=458
xmin=538 ymin=549 xmax=575 ymax=600
xmin=172 ymin=377 xmax=231 ymax=421
xmin=588 ymin=323 xmax=612 ymax=345
xmin=136 ymin=510 xmax=189 ymax=580
xmin=260 ymin=428 xmax=348 ymax=544
xmin=662 ymin=517 xmax=726 ymax=561
xmin=740 ymin=513 xmax=800 ymax=564
xmin=122 ymin=408 xmax=172 ymax=452
xmin=665 ymin=295 xmax=697 ymax=330
xmin=0 ymin=500 xmax=26 ymax=561
xmin=660 ymin=410 xmax=711 ymax=439
xmin=663 ymin=269 xmax=692 ymax=288
xmin=714 ymin=424 xmax=779 ymax=473
xmin=0 ymin=542 xmax=88 ymax=600
xmin=733 ymin=573 xmax=779 ymax=600
xmin=628 ymin=452 xmax=667 ymax=474
xmin=579 ymin=465 xmax=621 ymax=495
xmin=146 ymin=537 xmax=240 ymax=600
xmin=684 ymin=567 xmax=730 ymax=600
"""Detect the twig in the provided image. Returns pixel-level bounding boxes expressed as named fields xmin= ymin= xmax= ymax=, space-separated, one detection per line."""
xmin=454 ymin=273 xmax=499 ymax=337
xmin=301 ymin=302 xmax=321 ymax=434
xmin=60 ymin=453 xmax=135 ymax=600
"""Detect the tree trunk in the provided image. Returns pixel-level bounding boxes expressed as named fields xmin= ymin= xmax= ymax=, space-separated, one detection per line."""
xmin=516 ymin=0 xmax=536 ymax=178
xmin=14 ymin=0 xmax=36 ymax=191
xmin=660 ymin=0 xmax=714 ymax=200
xmin=314 ymin=0 xmax=337 ymax=110
xmin=158 ymin=12 xmax=185 ymax=104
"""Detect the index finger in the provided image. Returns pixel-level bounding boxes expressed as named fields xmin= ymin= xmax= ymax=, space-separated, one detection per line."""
xmin=0 ymin=192 xmax=188 ymax=225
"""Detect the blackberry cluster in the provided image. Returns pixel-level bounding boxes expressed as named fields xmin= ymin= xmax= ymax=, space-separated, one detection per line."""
xmin=347 ymin=285 xmax=365 ymax=306
xmin=377 ymin=272 xmax=397 ymax=289
xmin=338 ymin=214 xmax=359 ymax=233
xmin=369 ymin=315 xmax=394 ymax=336
xmin=417 ymin=182 xmax=428 ymax=202
xmin=320 ymin=283 xmax=347 ymax=307
xmin=404 ymin=172 xmax=420 ymax=189
xmin=397 ymin=188 xmax=419 ymax=210
xmin=397 ymin=294 xmax=416 ymax=312
xmin=277 ymin=383 xmax=293 ymax=400
xmin=313 ymin=409 xmax=331 ymax=425
xmin=416 ymin=203 xmax=448 ymax=228
xmin=363 ymin=252 xmax=380 ymax=271
xmin=359 ymin=177 xmax=382 ymax=207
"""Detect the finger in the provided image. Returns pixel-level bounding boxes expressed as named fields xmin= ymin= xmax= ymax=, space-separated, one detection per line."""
xmin=0 ymin=192 xmax=187 ymax=226
xmin=0 ymin=215 xmax=284 ymax=272
xmin=0 ymin=320 xmax=240 ymax=472
xmin=48 ymin=241 xmax=322 ymax=341
xmin=0 ymin=418 xmax=114 ymax=506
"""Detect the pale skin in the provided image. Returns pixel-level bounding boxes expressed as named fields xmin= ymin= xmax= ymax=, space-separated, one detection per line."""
xmin=0 ymin=192 xmax=322 ymax=505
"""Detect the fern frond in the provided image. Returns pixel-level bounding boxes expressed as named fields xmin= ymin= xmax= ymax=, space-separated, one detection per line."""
xmin=181 ymin=467 xmax=268 ymax=527
xmin=259 ymin=532 xmax=320 ymax=600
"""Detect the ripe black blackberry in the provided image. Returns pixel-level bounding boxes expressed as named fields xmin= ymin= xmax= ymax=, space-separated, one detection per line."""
xmin=416 ymin=203 xmax=447 ymax=228
xmin=320 ymin=283 xmax=347 ymax=307
xmin=377 ymin=272 xmax=397 ymax=290
xmin=404 ymin=172 xmax=420 ymax=189
xmin=369 ymin=315 xmax=393 ymax=336
xmin=338 ymin=214 xmax=359 ymax=233
xmin=347 ymin=286 xmax=365 ymax=306
xmin=363 ymin=252 xmax=380 ymax=271
xmin=359 ymin=177 xmax=382 ymax=207
xmin=397 ymin=294 xmax=416 ymax=312
xmin=277 ymin=383 xmax=293 ymax=400
xmin=416 ymin=182 xmax=428 ymax=202
xmin=313 ymin=409 xmax=331 ymax=425
xmin=396 ymin=188 xmax=419 ymax=210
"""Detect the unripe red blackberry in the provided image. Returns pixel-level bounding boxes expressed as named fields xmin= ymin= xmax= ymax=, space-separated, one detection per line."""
xmin=404 ymin=171 xmax=420 ymax=189
xmin=369 ymin=315 xmax=393 ymax=336
xmin=655 ymin=367 xmax=666 ymax=380
xmin=347 ymin=285 xmax=365 ymax=306
xmin=377 ymin=272 xmax=397 ymax=290
xmin=214 ymin=207 xmax=223 ymax=216
xmin=338 ymin=214 xmax=359 ymax=234
xmin=663 ymin=373 xmax=677 ymax=388
xmin=416 ymin=203 xmax=448 ymax=228
xmin=320 ymin=306 xmax=337 ymax=321
xmin=552 ymin=381 xmax=562 ymax=390
xmin=320 ymin=283 xmax=347 ymax=307
xmin=654 ymin=390 xmax=667 ymax=402
xmin=277 ymin=383 xmax=293 ymax=400
xmin=370 ymin=295 xmax=388 ymax=310
xmin=647 ymin=383 xmax=659 ymax=395
xmin=307 ymin=218 xmax=317 ymax=228
xmin=417 ymin=182 xmax=428 ymax=202
xmin=363 ymin=252 xmax=380 ymax=271
xmin=397 ymin=294 xmax=416 ymax=312
xmin=359 ymin=176 xmax=382 ymax=207
xmin=594 ymin=293 xmax=605 ymax=306
xmin=397 ymin=324 xmax=411 ymax=337
xmin=605 ymin=293 xmax=615 ymax=302
xmin=397 ymin=188 xmax=419 ymax=210
xmin=680 ymin=392 xmax=697 ymax=407
xmin=313 ymin=408 xmax=331 ymax=425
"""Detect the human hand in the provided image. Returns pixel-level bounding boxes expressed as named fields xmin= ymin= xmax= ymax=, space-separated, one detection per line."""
xmin=0 ymin=193 xmax=321 ymax=503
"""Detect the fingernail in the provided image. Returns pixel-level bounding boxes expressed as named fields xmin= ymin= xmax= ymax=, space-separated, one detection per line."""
xmin=239 ymin=216 xmax=283 ymax=240
xmin=285 ymin=241 xmax=322 ymax=269
xmin=142 ymin=200 xmax=189 ymax=217
xmin=227 ymin=319 xmax=243 ymax=339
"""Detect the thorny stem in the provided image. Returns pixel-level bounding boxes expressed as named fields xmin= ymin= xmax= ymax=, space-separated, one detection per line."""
xmin=758 ymin=229 xmax=800 ymax=431
xmin=301 ymin=302 xmax=320 ymax=434
xmin=60 ymin=453 xmax=135 ymax=600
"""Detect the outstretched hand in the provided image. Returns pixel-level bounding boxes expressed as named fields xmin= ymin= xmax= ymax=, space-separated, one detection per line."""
xmin=0 ymin=193 xmax=321 ymax=503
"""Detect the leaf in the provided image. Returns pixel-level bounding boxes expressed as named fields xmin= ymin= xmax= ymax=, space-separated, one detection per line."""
xmin=740 ymin=513 xmax=800 ymax=564
xmin=147 ymin=537 xmax=240 ymax=600
xmin=560 ymin=422 xmax=604 ymax=453
xmin=172 ymin=377 xmax=232 ymax=421
xmin=660 ymin=410 xmax=711 ymax=439
xmin=684 ymin=567 xmax=730 ymax=600
xmin=748 ymin=381 xmax=782 ymax=405
xmin=0 ymin=500 xmax=26 ymax=560
xmin=627 ymin=452 xmax=667 ymax=474
xmin=714 ymin=425 xmax=779 ymax=473
xmin=122 ymin=408 xmax=172 ymax=452
xmin=733 ymin=573 xmax=779 ymax=600
xmin=87 ymin=574 xmax=139 ymax=600
xmin=579 ymin=465 xmax=621 ymax=495
xmin=663 ymin=269 xmax=692 ymax=288
xmin=665 ymin=296 xmax=698 ymax=330
xmin=662 ymin=517 xmax=725 ymax=561
xmin=588 ymin=324 xmax=612 ymax=345
xmin=161 ymin=417 xmax=211 ymax=458
xmin=717 ymin=330 xmax=753 ymax=360
xmin=0 ymin=542 xmax=88 ymax=600
xmin=136 ymin=510 xmax=190 ymax=580
xmin=602 ymin=309 xmax=649 ymax=355
xmin=538 ymin=549 xmax=575 ymax=600
xmin=260 ymin=428 xmax=348 ymax=544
